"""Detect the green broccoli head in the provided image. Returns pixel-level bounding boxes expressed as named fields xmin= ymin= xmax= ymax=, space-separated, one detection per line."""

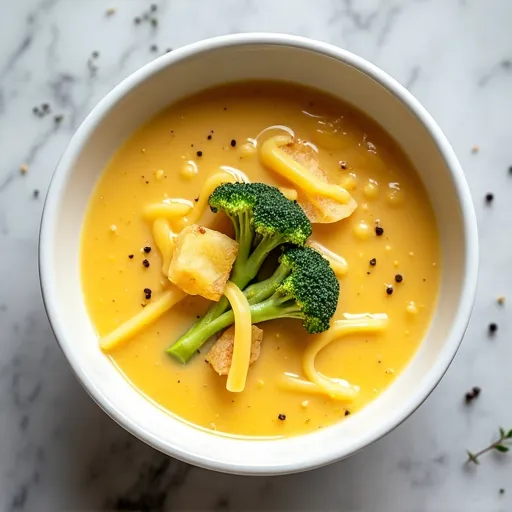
xmin=276 ymin=246 xmax=340 ymax=333
xmin=209 ymin=181 xmax=258 ymax=215
xmin=209 ymin=182 xmax=312 ymax=288
xmin=209 ymin=182 xmax=311 ymax=244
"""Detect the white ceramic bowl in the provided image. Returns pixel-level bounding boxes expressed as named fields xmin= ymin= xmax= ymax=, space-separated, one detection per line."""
xmin=39 ymin=34 xmax=478 ymax=475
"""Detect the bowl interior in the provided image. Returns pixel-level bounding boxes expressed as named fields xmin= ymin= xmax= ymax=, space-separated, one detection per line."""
xmin=40 ymin=36 xmax=476 ymax=474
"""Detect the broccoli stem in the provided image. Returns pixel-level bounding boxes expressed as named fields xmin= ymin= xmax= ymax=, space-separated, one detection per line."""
xmin=230 ymin=211 xmax=253 ymax=285
xmin=166 ymin=309 xmax=234 ymax=364
xmin=174 ymin=229 xmax=282 ymax=357
xmin=243 ymin=264 xmax=291 ymax=304
xmin=249 ymin=296 xmax=303 ymax=323
xmin=167 ymin=292 xmax=302 ymax=363
xmin=242 ymin=235 xmax=282 ymax=284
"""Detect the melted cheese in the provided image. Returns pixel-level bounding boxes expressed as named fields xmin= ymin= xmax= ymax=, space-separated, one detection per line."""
xmin=100 ymin=286 xmax=187 ymax=352
xmin=279 ymin=373 xmax=354 ymax=396
xmin=307 ymin=240 xmax=348 ymax=277
xmin=223 ymin=281 xmax=252 ymax=393
xmin=302 ymin=313 xmax=388 ymax=399
xmin=152 ymin=218 xmax=177 ymax=276
xmin=278 ymin=187 xmax=298 ymax=201
xmin=259 ymin=135 xmax=351 ymax=204
xmin=144 ymin=169 xmax=249 ymax=233
xmin=280 ymin=313 xmax=388 ymax=400
xmin=143 ymin=199 xmax=193 ymax=223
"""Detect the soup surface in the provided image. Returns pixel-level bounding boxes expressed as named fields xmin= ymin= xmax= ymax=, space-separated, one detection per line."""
xmin=81 ymin=81 xmax=440 ymax=437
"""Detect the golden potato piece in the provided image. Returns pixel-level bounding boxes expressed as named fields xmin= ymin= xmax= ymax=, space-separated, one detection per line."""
xmin=206 ymin=325 xmax=263 ymax=376
xmin=281 ymin=141 xmax=357 ymax=223
xmin=168 ymin=225 xmax=238 ymax=301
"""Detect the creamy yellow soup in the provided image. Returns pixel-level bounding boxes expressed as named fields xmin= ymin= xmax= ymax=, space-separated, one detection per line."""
xmin=81 ymin=82 xmax=440 ymax=437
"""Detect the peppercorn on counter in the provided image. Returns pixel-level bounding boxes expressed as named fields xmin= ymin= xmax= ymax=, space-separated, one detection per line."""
xmin=81 ymin=81 xmax=440 ymax=437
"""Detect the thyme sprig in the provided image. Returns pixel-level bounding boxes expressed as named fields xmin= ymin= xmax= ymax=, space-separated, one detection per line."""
xmin=467 ymin=427 xmax=512 ymax=464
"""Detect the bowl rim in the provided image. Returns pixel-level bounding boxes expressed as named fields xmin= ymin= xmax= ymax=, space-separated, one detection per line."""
xmin=39 ymin=32 xmax=478 ymax=475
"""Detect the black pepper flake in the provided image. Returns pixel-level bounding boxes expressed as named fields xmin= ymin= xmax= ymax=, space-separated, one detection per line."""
xmin=196 ymin=315 xmax=200 ymax=319
xmin=375 ymin=226 xmax=384 ymax=236
xmin=370 ymin=258 xmax=377 ymax=266
xmin=230 ymin=139 xmax=237 ymax=147
xmin=32 ymin=106 xmax=39 ymax=114
xmin=508 ymin=166 xmax=512 ymax=175
xmin=42 ymin=103 xmax=50 ymax=112
xmin=489 ymin=322 xmax=498 ymax=334
xmin=278 ymin=414 xmax=286 ymax=421
xmin=165 ymin=48 xmax=172 ymax=54
xmin=207 ymin=135 xmax=212 ymax=140
xmin=128 ymin=254 xmax=134 ymax=259
xmin=465 ymin=386 xmax=481 ymax=404
xmin=386 ymin=285 xmax=393 ymax=295
xmin=197 ymin=150 xmax=203 ymax=157
xmin=485 ymin=193 xmax=494 ymax=203
xmin=395 ymin=274 xmax=403 ymax=283
xmin=54 ymin=114 xmax=63 ymax=123
xmin=500 ymin=488 xmax=505 ymax=495
xmin=143 ymin=288 xmax=152 ymax=294
xmin=144 ymin=246 xmax=151 ymax=254
xmin=150 ymin=17 xmax=158 ymax=27
xmin=33 ymin=189 xmax=39 ymax=199
xmin=134 ymin=16 xmax=141 ymax=24
xmin=340 ymin=161 xmax=347 ymax=170
xmin=150 ymin=44 xmax=158 ymax=52
xmin=92 ymin=50 xmax=99 ymax=59
xmin=150 ymin=3 xmax=158 ymax=11
xmin=344 ymin=410 xmax=351 ymax=416
xmin=142 ymin=259 xmax=150 ymax=268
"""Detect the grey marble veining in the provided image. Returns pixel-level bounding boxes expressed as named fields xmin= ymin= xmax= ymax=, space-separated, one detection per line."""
xmin=0 ymin=0 xmax=511 ymax=510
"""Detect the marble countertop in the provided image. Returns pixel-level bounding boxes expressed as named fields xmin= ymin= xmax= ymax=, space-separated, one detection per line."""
xmin=1 ymin=0 xmax=511 ymax=510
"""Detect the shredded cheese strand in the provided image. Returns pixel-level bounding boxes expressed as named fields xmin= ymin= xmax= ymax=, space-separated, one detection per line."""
xmin=279 ymin=373 xmax=355 ymax=396
xmin=280 ymin=313 xmax=388 ymax=400
xmin=278 ymin=187 xmax=298 ymax=201
xmin=302 ymin=313 xmax=388 ymax=400
xmin=143 ymin=169 xmax=248 ymax=231
xmin=259 ymin=136 xmax=350 ymax=204
xmin=223 ymin=282 xmax=252 ymax=393
xmin=100 ymin=287 xmax=186 ymax=352
xmin=152 ymin=218 xmax=177 ymax=276
xmin=308 ymin=240 xmax=348 ymax=277
xmin=183 ymin=170 xmax=249 ymax=227
xmin=143 ymin=199 xmax=193 ymax=223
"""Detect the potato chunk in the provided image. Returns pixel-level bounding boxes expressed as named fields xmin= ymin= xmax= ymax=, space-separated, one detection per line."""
xmin=168 ymin=225 xmax=238 ymax=301
xmin=282 ymin=142 xmax=357 ymax=223
xmin=206 ymin=325 xmax=263 ymax=376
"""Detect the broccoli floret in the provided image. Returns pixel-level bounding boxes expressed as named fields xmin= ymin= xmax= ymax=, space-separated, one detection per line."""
xmin=209 ymin=182 xmax=312 ymax=287
xmin=166 ymin=183 xmax=312 ymax=362
xmin=167 ymin=246 xmax=339 ymax=363
xmin=244 ymin=246 xmax=339 ymax=333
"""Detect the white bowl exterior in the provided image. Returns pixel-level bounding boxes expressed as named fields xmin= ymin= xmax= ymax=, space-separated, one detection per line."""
xmin=40 ymin=34 xmax=478 ymax=475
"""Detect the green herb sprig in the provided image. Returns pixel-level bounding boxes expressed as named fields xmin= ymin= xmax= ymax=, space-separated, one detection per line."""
xmin=467 ymin=427 xmax=512 ymax=464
